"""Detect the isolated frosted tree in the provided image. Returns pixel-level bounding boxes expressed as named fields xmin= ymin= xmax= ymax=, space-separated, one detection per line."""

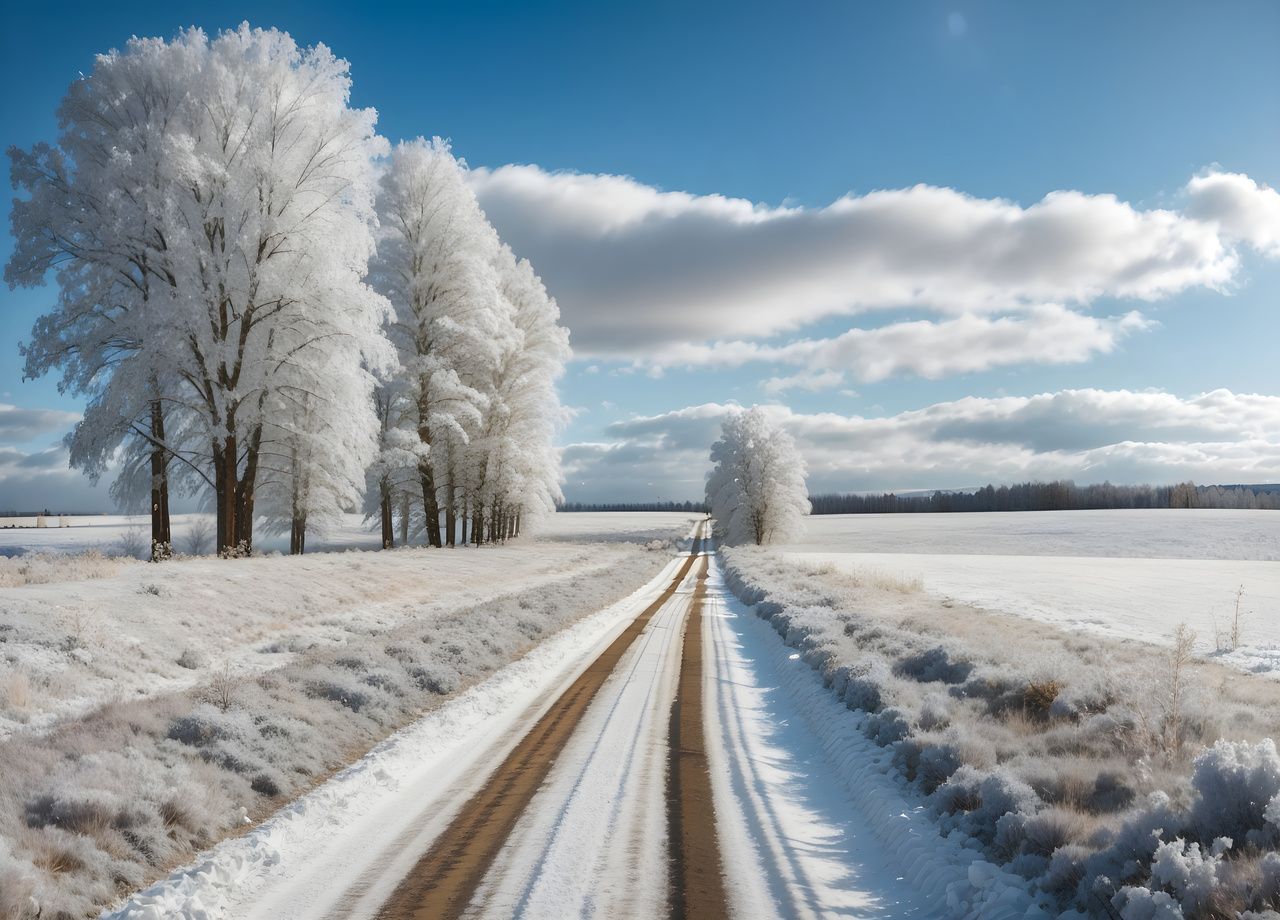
xmin=9 ymin=26 xmax=392 ymax=554
xmin=373 ymin=138 xmax=515 ymax=547
xmin=705 ymin=407 xmax=810 ymax=545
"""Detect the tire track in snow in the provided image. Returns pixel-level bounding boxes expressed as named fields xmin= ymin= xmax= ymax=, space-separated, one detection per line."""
xmin=374 ymin=526 xmax=706 ymax=920
xmin=667 ymin=552 xmax=730 ymax=920
xmin=470 ymin=544 xmax=696 ymax=918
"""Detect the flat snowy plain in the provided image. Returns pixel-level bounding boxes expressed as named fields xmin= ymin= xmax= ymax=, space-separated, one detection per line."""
xmin=783 ymin=509 xmax=1280 ymax=676
xmin=0 ymin=510 xmax=696 ymax=558
xmin=0 ymin=512 xmax=696 ymax=740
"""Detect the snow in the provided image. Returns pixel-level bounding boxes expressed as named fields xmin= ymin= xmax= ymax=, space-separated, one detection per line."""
xmin=783 ymin=510 xmax=1280 ymax=676
xmin=0 ymin=515 xmax=693 ymax=741
xmin=0 ymin=511 xmax=699 ymax=558
xmin=702 ymin=553 xmax=1053 ymax=920
xmin=787 ymin=509 xmax=1280 ymax=560
xmin=102 ymin=554 xmax=693 ymax=920
xmin=98 ymin=535 xmax=1053 ymax=920
xmin=465 ymin=560 xmax=699 ymax=918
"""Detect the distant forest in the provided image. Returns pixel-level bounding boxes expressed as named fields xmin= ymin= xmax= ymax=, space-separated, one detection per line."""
xmin=558 ymin=500 xmax=709 ymax=513
xmin=810 ymin=481 xmax=1280 ymax=514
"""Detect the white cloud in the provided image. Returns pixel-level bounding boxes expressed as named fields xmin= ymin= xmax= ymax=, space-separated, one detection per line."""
xmin=559 ymin=389 xmax=1280 ymax=501
xmin=471 ymin=166 xmax=1280 ymax=376
xmin=667 ymin=307 xmax=1150 ymax=382
xmin=761 ymin=369 xmax=846 ymax=395
xmin=1186 ymin=171 xmax=1280 ymax=257
xmin=0 ymin=404 xmax=81 ymax=444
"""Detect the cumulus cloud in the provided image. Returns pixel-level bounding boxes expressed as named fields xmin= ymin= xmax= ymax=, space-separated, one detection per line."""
xmin=559 ymin=390 xmax=1280 ymax=501
xmin=1186 ymin=171 xmax=1280 ymax=257
xmin=471 ymin=166 xmax=1280 ymax=375
xmin=0 ymin=404 xmax=80 ymax=444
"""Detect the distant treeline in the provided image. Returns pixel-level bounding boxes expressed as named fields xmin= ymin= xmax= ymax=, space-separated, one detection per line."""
xmin=810 ymin=481 xmax=1280 ymax=514
xmin=558 ymin=500 xmax=708 ymax=513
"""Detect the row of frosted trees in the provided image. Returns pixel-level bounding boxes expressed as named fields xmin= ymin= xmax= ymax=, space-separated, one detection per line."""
xmin=6 ymin=26 xmax=569 ymax=558
xmin=705 ymin=407 xmax=810 ymax=545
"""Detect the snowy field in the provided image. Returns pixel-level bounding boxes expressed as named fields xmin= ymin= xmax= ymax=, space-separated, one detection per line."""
xmin=0 ymin=511 xmax=699 ymax=559
xmin=786 ymin=508 xmax=1280 ymax=560
xmin=0 ymin=513 xmax=695 ymax=740
xmin=0 ymin=515 xmax=695 ymax=918
xmin=783 ymin=510 xmax=1280 ymax=675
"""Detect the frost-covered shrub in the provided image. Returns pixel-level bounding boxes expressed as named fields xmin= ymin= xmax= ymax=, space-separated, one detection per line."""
xmin=1188 ymin=739 xmax=1280 ymax=845
xmin=933 ymin=766 xmax=1042 ymax=845
xmin=1113 ymin=886 xmax=1187 ymax=920
xmin=305 ymin=677 xmax=373 ymax=712
xmin=408 ymin=663 xmax=459 ymax=696
xmin=168 ymin=705 xmax=241 ymax=746
xmin=1147 ymin=837 xmax=1232 ymax=915
xmin=842 ymin=662 xmax=889 ymax=713
xmin=864 ymin=707 xmax=911 ymax=746
xmin=250 ymin=770 xmax=283 ymax=797
xmin=1043 ymin=844 xmax=1092 ymax=896
xmin=894 ymin=646 xmax=972 ymax=684
xmin=176 ymin=648 xmax=206 ymax=670
xmin=24 ymin=788 xmax=138 ymax=836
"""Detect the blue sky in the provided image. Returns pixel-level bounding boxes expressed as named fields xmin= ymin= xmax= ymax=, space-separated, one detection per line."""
xmin=2 ymin=1 xmax=1279 ymax=507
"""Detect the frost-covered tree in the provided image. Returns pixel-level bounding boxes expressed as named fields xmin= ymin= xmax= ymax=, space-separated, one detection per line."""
xmin=466 ymin=245 xmax=570 ymax=542
xmin=364 ymin=383 xmax=422 ymax=548
xmin=373 ymin=138 xmax=515 ymax=547
xmin=705 ymin=407 xmax=810 ymax=545
xmin=7 ymin=35 xmax=197 ymax=558
xmin=8 ymin=26 xmax=392 ymax=555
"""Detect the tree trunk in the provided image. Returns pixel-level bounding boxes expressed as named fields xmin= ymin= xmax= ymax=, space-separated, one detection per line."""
xmin=380 ymin=479 xmax=394 ymax=549
xmin=473 ymin=506 xmax=484 ymax=546
xmin=460 ymin=496 xmax=469 ymax=546
xmin=445 ymin=461 xmax=456 ymax=547
xmin=399 ymin=491 xmax=410 ymax=545
xmin=419 ymin=463 xmax=442 ymax=548
xmin=149 ymin=399 xmax=171 ymax=561
xmin=215 ymin=433 xmax=238 ymax=555
xmin=234 ymin=424 xmax=262 ymax=554
xmin=290 ymin=510 xmax=306 ymax=555
xmin=514 ymin=511 xmax=521 ymax=539
xmin=507 ymin=513 xmax=516 ymax=541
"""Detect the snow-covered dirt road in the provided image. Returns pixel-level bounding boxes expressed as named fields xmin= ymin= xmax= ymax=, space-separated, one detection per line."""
xmin=110 ymin=526 xmax=969 ymax=919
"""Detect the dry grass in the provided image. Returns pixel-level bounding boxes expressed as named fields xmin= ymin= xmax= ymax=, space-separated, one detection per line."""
xmin=2 ymin=671 xmax=32 ymax=712
xmin=0 ymin=550 xmax=126 ymax=588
